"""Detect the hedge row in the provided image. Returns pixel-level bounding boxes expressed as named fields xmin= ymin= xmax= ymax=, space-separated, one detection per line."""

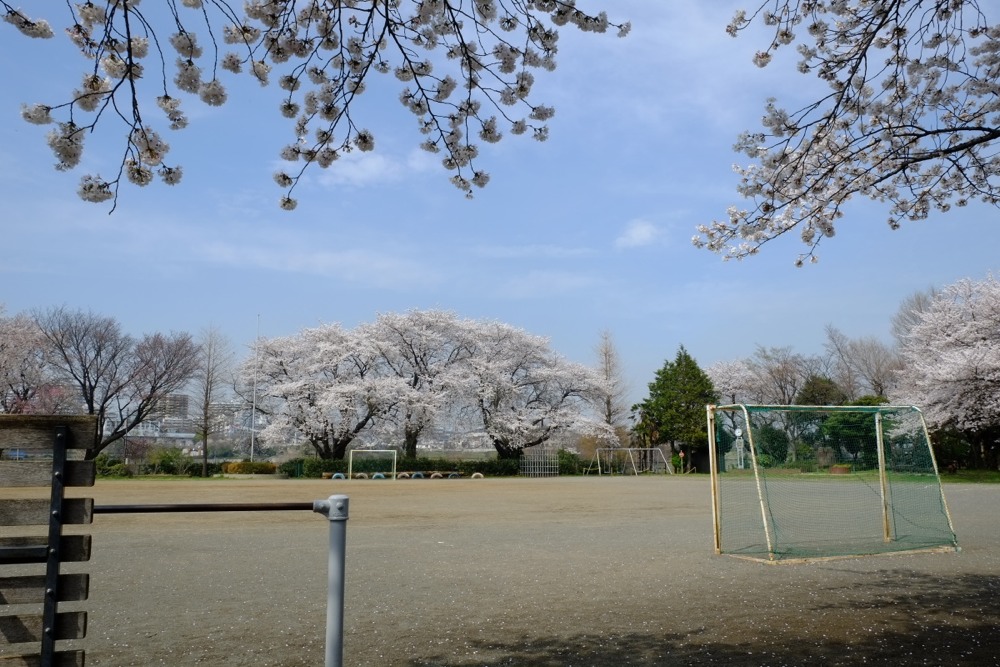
xmin=95 ymin=455 xmax=227 ymax=478
xmin=222 ymin=461 xmax=278 ymax=475
xmin=94 ymin=455 xmax=277 ymax=478
xmin=279 ymin=451 xmax=588 ymax=478
xmin=95 ymin=450 xmax=587 ymax=479
xmin=279 ymin=456 xmax=523 ymax=479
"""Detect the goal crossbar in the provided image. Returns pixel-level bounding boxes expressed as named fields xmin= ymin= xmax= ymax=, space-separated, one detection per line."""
xmin=347 ymin=449 xmax=398 ymax=479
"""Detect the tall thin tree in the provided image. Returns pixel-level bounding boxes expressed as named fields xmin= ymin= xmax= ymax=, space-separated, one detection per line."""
xmin=594 ymin=330 xmax=630 ymax=446
xmin=193 ymin=326 xmax=235 ymax=477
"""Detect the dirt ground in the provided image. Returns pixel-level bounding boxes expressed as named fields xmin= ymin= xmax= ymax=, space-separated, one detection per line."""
xmin=4 ymin=476 xmax=999 ymax=666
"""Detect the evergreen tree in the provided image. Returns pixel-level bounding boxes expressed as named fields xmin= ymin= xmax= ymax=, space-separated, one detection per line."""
xmin=632 ymin=346 xmax=717 ymax=459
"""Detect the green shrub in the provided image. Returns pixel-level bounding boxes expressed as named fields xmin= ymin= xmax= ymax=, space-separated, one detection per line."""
xmin=106 ymin=463 xmax=133 ymax=478
xmin=558 ymin=449 xmax=584 ymax=475
xmin=147 ymin=446 xmax=195 ymax=476
xmin=95 ymin=453 xmax=118 ymax=476
xmin=464 ymin=458 xmax=519 ymax=476
xmin=223 ymin=461 xmax=277 ymax=475
xmin=302 ymin=458 xmax=346 ymax=478
xmin=186 ymin=462 xmax=224 ymax=477
xmin=349 ymin=455 xmax=399 ymax=474
xmin=278 ymin=458 xmax=306 ymax=478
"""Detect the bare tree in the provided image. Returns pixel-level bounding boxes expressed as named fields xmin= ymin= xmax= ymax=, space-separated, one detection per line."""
xmin=35 ymin=307 xmax=200 ymax=459
xmin=748 ymin=346 xmax=816 ymax=462
xmin=750 ymin=346 xmax=811 ymax=405
xmin=594 ymin=330 xmax=630 ymax=445
xmin=824 ymin=325 xmax=901 ymax=399
xmin=192 ymin=326 xmax=235 ymax=476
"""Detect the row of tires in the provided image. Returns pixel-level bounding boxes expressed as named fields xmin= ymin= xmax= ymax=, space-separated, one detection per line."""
xmin=335 ymin=471 xmax=486 ymax=480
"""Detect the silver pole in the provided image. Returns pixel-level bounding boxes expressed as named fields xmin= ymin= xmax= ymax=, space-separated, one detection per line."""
xmin=250 ymin=314 xmax=260 ymax=462
xmin=313 ymin=494 xmax=349 ymax=667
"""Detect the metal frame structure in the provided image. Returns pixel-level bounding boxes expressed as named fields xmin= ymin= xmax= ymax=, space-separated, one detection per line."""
xmin=519 ymin=446 xmax=559 ymax=477
xmin=706 ymin=404 xmax=958 ymax=562
xmin=586 ymin=448 xmax=673 ymax=475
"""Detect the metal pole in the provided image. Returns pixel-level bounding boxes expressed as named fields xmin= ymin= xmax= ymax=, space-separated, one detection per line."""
xmin=875 ymin=412 xmax=892 ymax=543
xmin=313 ymin=495 xmax=349 ymax=667
xmin=706 ymin=405 xmax=721 ymax=554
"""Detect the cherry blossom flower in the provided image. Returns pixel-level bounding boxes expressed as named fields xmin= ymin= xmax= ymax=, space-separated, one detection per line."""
xmin=20 ymin=104 xmax=51 ymax=125
xmin=198 ymin=79 xmax=227 ymax=106
xmin=5 ymin=0 xmax=628 ymax=208
xmin=698 ymin=1 xmax=1000 ymax=264
xmin=77 ymin=174 xmax=114 ymax=202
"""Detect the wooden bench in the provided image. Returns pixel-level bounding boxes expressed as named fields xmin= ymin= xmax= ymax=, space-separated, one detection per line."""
xmin=0 ymin=415 xmax=97 ymax=667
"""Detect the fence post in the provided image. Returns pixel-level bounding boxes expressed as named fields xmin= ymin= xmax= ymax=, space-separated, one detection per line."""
xmin=312 ymin=495 xmax=349 ymax=667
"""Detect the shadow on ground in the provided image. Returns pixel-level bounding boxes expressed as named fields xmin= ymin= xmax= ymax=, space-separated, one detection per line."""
xmin=407 ymin=571 xmax=1000 ymax=666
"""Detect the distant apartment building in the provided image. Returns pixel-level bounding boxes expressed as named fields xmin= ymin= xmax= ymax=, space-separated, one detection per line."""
xmin=154 ymin=394 xmax=190 ymax=421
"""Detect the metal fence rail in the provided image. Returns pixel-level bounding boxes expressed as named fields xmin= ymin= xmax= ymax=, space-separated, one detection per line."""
xmin=93 ymin=502 xmax=315 ymax=514
xmin=92 ymin=496 xmax=349 ymax=667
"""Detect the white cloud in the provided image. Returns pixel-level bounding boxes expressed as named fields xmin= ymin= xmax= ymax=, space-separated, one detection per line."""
xmin=314 ymin=147 xmax=437 ymax=188
xmin=615 ymin=219 xmax=662 ymax=249
xmin=316 ymin=151 xmax=402 ymax=187
xmin=195 ymin=239 xmax=444 ymax=290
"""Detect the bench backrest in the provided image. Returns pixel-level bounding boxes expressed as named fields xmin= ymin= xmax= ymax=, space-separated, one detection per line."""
xmin=0 ymin=415 xmax=97 ymax=667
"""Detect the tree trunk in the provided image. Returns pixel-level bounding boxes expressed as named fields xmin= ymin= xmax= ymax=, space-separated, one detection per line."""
xmin=493 ymin=439 xmax=522 ymax=460
xmin=403 ymin=424 xmax=420 ymax=459
xmin=202 ymin=433 xmax=209 ymax=477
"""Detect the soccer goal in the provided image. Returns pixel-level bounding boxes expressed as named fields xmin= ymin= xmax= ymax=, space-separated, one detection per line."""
xmin=706 ymin=404 xmax=958 ymax=562
xmin=586 ymin=448 xmax=674 ymax=475
xmin=347 ymin=449 xmax=397 ymax=479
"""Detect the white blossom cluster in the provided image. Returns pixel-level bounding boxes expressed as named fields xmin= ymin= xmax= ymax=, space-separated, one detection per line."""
xmin=240 ymin=310 xmax=614 ymax=460
xmin=2 ymin=5 xmax=52 ymax=38
xmin=0 ymin=312 xmax=49 ymax=414
xmin=696 ymin=1 xmax=1000 ymax=265
xmin=4 ymin=1 xmax=627 ymax=209
xmin=893 ymin=275 xmax=1000 ymax=437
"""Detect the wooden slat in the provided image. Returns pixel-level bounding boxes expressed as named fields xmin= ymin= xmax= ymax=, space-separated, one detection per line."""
xmin=0 ymin=574 xmax=88 ymax=605
xmin=0 ymin=650 xmax=85 ymax=667
xmin=0 ymin=499 xmax=93 ymax=527
xmin=0 ymin=536 xmax=91 ymax=565
xmin=0 ymin=462 xmax=95 ymax=488
xmin=0 ymin=416 xmax=96 ymax=452
xmin=0 ymin=611 xmax=86 ymax=643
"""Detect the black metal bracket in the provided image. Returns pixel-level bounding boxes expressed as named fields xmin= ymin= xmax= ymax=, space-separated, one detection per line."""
xmin=40 ymin=425 xmax=70 ymax=667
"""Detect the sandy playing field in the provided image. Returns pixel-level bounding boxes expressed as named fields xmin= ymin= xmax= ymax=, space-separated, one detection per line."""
xmin=4 ymin=476 xmax=999 ymax=665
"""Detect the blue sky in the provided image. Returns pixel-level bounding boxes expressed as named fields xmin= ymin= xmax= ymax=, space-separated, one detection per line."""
xmin=1 ymin=1 xmax=997 ymax=406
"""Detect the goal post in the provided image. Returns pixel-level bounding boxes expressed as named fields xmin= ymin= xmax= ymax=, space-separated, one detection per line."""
xmin=707 ymin=404 xmax=958 ymax=562
xmin=586 ymin=448 xmax=674 ymax=475
xmin=347 ymin=449 xmax=398 ymax=479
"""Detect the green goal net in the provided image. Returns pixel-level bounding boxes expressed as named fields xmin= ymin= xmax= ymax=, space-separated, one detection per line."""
xmin=707 ymin=404 xmax=958 ymax=562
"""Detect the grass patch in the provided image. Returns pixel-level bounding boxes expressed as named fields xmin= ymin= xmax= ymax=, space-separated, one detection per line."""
xmin=941 ymin=469 xmax=1000 ymax=483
